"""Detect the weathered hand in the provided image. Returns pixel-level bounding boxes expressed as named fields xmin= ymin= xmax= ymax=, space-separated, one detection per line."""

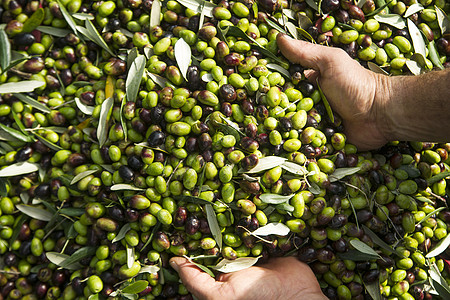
xmin=169 ymin=256 xmax=327 ymax=300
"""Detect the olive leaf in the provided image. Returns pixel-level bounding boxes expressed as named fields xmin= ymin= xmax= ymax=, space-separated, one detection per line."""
xmin=252 ymin=44 xmax=289 ymax=69
xmin=59 ymin=208 xmax=85 ymax=217
xmin=305 ymin=0 xmax=318 ymax=11
xmin=251 ymin=222 xmax=290 ymax=236
xmin=245 ymin=156 xmax=287 ymax=174
xmin=0 ymin=178 xmax=8 ymax=197
xmin=418 ymin=207 xmax=445 ymax=226
xmin=403 ymin=3 xmax=424 ymax=18
xmin=74 ymin=97 xmax=94 ymax=115
xmin=9 ymin=215 xmax=26 ymax=249
xmin=122 ymin=280 xmax=149 ymax=294
xmin=429 ymin=262 xmax=450 ymax=296
xmin=308 ymin=181 xmax=321 ymax=194
xmin=366 ymin=0 xmax=393 ymax=17
xmin=427 ymin=171 xmax=450 ymax=185
xmin=435 ymin=5 xmax=449 ymax=35
xmin=298 ymin=14 xmax=313 ymax=30
xmin=350 ymin=239 xmax=382 ymax=259
xmin=367 ymin=62 xmax=389 ymax=75
xmin=174 ymin=195 xmax=216 ymax=205
xmin=408 ymin=19 xmax=427 ymax=58
xmin=127 ymin=48 xmax=139 ymax=72
xmin=13 ymin=93 xmax=51 ymax=113
xmin=0 ymin=123 xmax=34 ymax=143
xmin=112 ymin=223 xmax=132 ymax=243
xmin=46 ymin=252 xmax=81 ymax=270
xmin=88 ymin=294 xmax=100 ymax=300
xmin=110 ymin=184 xmax=146 ymax=191
xmin=0 ymin=162 xmax=39 ymax=177
xmin=263 ymin=15 xmax=287 ymax=35
xmin=259 ymin=193 xmax=294 ymax=204
xmin=426 ymin=232 xmax=450 ymax=258
xmin=22 ymin=8 xmax=45 ymax=32
xmin=60 ymin=246 xmax=96 ymax=268
xmin=141 ymin=222 xmax=160 ymax=252
xmin=70 ymin=169 xmax=98 ymax=185
xmin=0 ymin=80 xmax=45 ymax=93
xmin=97 ymin=97 xmax=113 ymax=147
xmin=34 ymin=134 xmax=63 ymax=151
xmin=150 ymin=0 xmax=161 ymax=28
xmin=338 ymin=249 xmax=380 ymax=261
xmin=198 ymin=1 xmax=206 ymax=30
xmin=126 ymin=55 xmax=146 ymax=102
xmin=0 ymin=29 xmax=11 ymax=72
xmin=85 ymin=19 xmax=115 ymax=56
xmin=283 ymin=8 xmax=296 ymax=20
xmin=56 ymin=0 xmax=78 ymax=35
xmin=266 ymin=63 xmax=291 ymax=79
xmin=185 ymin=256 xmax=216 ymax=277
xmin=127 ymin=245 xmax=135 ymax=269
xmin=329 ymin=167 xmax=362 ymax=182
xmin=201 ymin=73 xmax=214 ymax=82
xmin=72 ymin=13 xmax=94 ymax=20
xmin=281 ymin=161 xmax=308 ymax=176
xmin=276 ymin=202 xmax=294 ymax=213
xmin=139 ymin=265 xmax=160 ymax=274
xmin=428 ymin=41 xmax=445 ymax=70
xmin=174 ymin=38 xmax=191 ymax=81
xmin=16 ymin=204 xmax=53 ymax=221
xmin=252 ymin=1 xmax=258 ymax=18
xmin=205 ymin=204 xmax=222 ymax=250
xmin=363 ymin=277 xmax=382 ymax=300
xmin=212 ymin=256 xmax=261 ymax=273
xmin=316 ymin=80 xmax=334 ymax=123
xmin=362 ymin=225 xmax=404 ymax=258
xmin=177 ymin=0 xmax=216 ymax=18
xmin=373 ymin=14 xmax=406 ymax=29
xmin=285 ymin=22 xmax=299 ymax=39
xmin=36 ymin=26 xmax=71 ymax=37
xmin=147 ymin=70 xmax=169 ymax=88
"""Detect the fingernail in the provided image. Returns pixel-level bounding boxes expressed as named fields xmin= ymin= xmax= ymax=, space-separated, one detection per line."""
xmin=170 ymin=260 xmax=179 ymax=272
xmin=279 ymin=33 xmax=292 ymax=40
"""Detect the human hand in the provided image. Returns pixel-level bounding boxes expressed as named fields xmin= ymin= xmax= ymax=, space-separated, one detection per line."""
xmin=169 ymin=256 xmax=327 ymax=300
xmin=276 ymin=34 xmax=391 ymax=151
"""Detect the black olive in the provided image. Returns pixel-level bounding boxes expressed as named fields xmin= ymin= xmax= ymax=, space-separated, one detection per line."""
xmin=127 ymin=155 xmax=143 ymax=171
xmin=118 ymin=165 xmax=134 ymax=182
xmin=13 ymin=32 xmax=35 ymax=46
xmin=147 ymin=130 xmax=165 ymax=147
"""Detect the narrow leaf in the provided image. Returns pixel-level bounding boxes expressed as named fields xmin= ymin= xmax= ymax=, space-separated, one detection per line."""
xmin=186 ymin=257 xmax=215 ymax=277
xmin=263 ymin=15 xmax=287 ymax=34
xmin=97 ymin=97 xmax=113 ymax=147
xmin=329 ymin=167 xmax=362 ymax=182
xmin=46 ymin=252 xmax=79 ymax=269
xmin=110 ymin=184 xmax=146 ymax=191
xmin=368 ymin=62 xmax=389 ymax=75
xmin=362 ymin=225 xmax=404 ymax=258
xmin=363 ymin=279 xmax=382 ymax=300
xmin=281 ymin=161 xmax=308 ymax=176
xmin=57 ymin=0 xmax=78 ymax=34
xmin=0 ymin=162 xmax=38 ymax=177
xmin=59 ymin=208 xmax=85 ymax=217
xmin=252 ymin=223 xmax=290 ymax=236
xmin=317 ymin=80 xmax=334 ymax=123
xmin=22 ymin=8 xmax=45 ymax=32
xmin=212 ymin=257 xmax=260 ymax=273
xmin=126 ymin=55 xmax=146 ymax=102
xmin=435 ymin=6 xmax=449 ymax=35
xmin=286 ymin=22 xmax=299 ymax=39
xmin=426 ymin=233 xmax=450 ymax=258
xmin=266 ymin=63 xmax=291 ymax=79
xmin=60 ymin=247 xmax=96 ymax=268
xmin=147 ymin=71 xmax=169 ymax=88
xmin=305 ymin=0 xmax=318 ymax=11
xmin=173 ymin=195 xmax=214 ymax=205
xmin=418 ymin=207 xmax=446 ymax=225
xmin=174 ymin=38 xmax=191 ymax=81
xmin=427 ymin=171 xmax=450 ymax=185
xmin=374 ymin=14 xmax=406 ymax=29
xmin=16 ymin=204 xmax=53 ymax=221
xmin=338 ymin=249 xmax=380 ymax=261
xmin=350 ymin=239 xmax=381 ymax=259
xmin=72 ymin=13 xmax=95 ymax=20
xmin=127 ymin=245 xmax=135 ymax=269
xmin=252 ymin=44 xmax=289 ymax=68
xmin=127 ymin=48 xmax=139 ymax=72
xmin=403 ymin=3 xmax=424 ymax=18
xmin=398 ymin=164 xmax=421 ymax=178
xmin=13 ymin=93 xmax=51 ymax=113
xmin=112 ymin=223 xmax=132 ymax=243
xmin=276 ymin=202 xmax=294 ymax=213
xmin=139 ymin=265 xmax=160 ymax=274
xmin=0 ymin=123 xmax=33 ymax=143
xmin=298 ymin=14 xmax=313 ymax=30
xmin=283 ymin=9 xmax=296 ymax=20
xmin=74 ymin=97 xmax=94 ymax=115
xmin=34 ymin=134 xmax=63 ymax=151
xmin=259 ymin=194 xmax=294 ymax=204
xmin=176 ymin=0 xmax=216 ymax=17
xmin=150 ymin=0 xmax=161 ymax=28
xmin=122 ymin=280 xmax=149 ymax=294
xmin=36 ymin=26 xmax=71 ymax=37
xmin=70 ymin=169 xmax=98 ymax=185
xmin=0 ymin=29 xmax=11 ymax=71
xmin=201 ymin=73 xmax=214 ymax=82
xmin=85 ymin=19 xmax=115 ymax=56
xmin=0 ymin=80 xmax=45 ymax=93
xmin=428 ymin=41 xmax=445 ymax=70
xmin=205 ymin=204 xmax=222 ymax=250
xmin=246 ymin=156 xmax=287 ymax=174
xmin=408 ymin=19 xmax=427 ymax=58
xmin=366 ymin=0 xmax=393 ymax=17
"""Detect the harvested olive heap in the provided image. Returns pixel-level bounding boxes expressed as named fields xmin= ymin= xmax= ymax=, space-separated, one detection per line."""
xmin=0 ymin=0 xmax=450 ymax=299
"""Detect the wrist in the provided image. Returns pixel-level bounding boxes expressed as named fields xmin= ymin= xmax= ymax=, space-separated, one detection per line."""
xmin=372 ymin=73 xmax=397 ymax=143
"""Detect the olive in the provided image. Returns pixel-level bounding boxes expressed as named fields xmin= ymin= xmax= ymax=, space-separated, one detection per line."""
xmin=147 ymin=131 xmax=165 ymax=147
xmin=118 ymin=165 xmax=135 ymax=182
xmin=13 ymin=32 xmax=35 ymax=46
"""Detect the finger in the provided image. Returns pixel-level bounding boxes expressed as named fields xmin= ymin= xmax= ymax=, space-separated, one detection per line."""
xmin=170 ymin=257 xmax=221 ymax=299
xmin=304 ymin=69 xmax=319 ymax=82
xmin=276 ymin=34 xmax=336 ymax=71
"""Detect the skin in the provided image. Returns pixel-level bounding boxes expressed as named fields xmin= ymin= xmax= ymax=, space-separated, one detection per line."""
xmin=170 ymin=34 xmax=450 ymax=299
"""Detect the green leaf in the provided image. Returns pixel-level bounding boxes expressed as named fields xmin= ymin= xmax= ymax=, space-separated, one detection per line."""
xmin=0 ymin=80 xmax=45 ymax=93
xmin=212 ymin=256 xmax=260 ymax=273
xmin=398 ymin=165 xmax=421 ymax=178
xmin=70 ymin=169 xmax=98 ymax=185
xmin=16 ymin=204 xmax=53 ymax=221
xmin=84 ymin=19 xmax=115 ymax=56
xmin=59 ymin=208 xmax=85 ymax=217
xmin=280 ymin=161 xmax=308 ymax=176
xmin=120 ymin=95 xmax=128 ymax=142
xmin=112 ymin=223 xmax=132 ymax=243
xmin=127 ymin=244 xmax=134 ymax=269
xmin=22 ymin=8 xmax=45 ymax=32
xmin=0 ymin=29 xmax=11 ymax=72
xmin=245 ymin=156 xmax=287 ymax=174
xmin=374 ymin=14 xmax=406 ymax=29
xmin=285 ymin=22 xmax=299 ymax=39
xmin=0 ymin=123 xmax=34 ymax=143
xmin=298 ymin=14 xmax=313 ymax=30
xmin=60 ymin=246 xmax=96 ymax=268
xmin=9 ymin=215 xmax=26 ymax=248
xmin=126 ymin=55 xmax=147 ymax=103
xmin=150 ymin=0 xmax=161 ymax=28
xmin=0 ymin=161 xmax=39 ymax=177
xmin=350 ymin=239 xmax=382 ymax=259
xmin=266 ymin=63 xmax=291 ymax=79
xmin=176 ymin=0 xmax=216 ymax=18
xmin=363 ymin=278 xmax=382 ymax=300
xmin=435 ymin=6 xmax=449 ymax=35
xmin=206 ymin=204 xmax=222 ymax=250
xmin=186 ymin=257 xmax=215 ymax=277
xmin=329 ymin=167 xmax=362 ymax=182
xmin=13 ymin=93 xmax=51 ymax=113
xmin=367 ymin=62 xmax=389 ymax=75
xmin=122 ymin=280 xmax=149 ymax=294
xmin=141 ymin=222 xmax=160 ymax=252
xmin=127 ymin=48 xmax=139 ymax=72
xmin=305 ymin=0 xmax=318 ymax=11
xmin=74 ymin=97 xmax=94 ymax=115
xmin=36 ymin=26 xmax=71 ymax=37
xmin=426 ymin=232 xmax=450 ymax=258
xmin=317 ymin=80 xmax=334 ymax=123
xmin=418 ymin=207 xmax=445 ymax=226
xmin=56 ymin=0 xmax=78 ymax=35
xmin=362 ymin=225 xmax=404 ymax=258
xmin=46 ymin=252 xmax=81 ymax=270
xmin=173 ymin=195 xmax=215 ymax=205
xmin=263 ymin=15 xmax=287 ymax=34
xmin=427 ymin=171 xmax=450 ymax=185
xmin=338 ymin=249 xmax=380 ymax=261
xmin=428 ymin=41 xmax=445 ymax=70
xmin=147 ymin=71 xmax=169 ymax=88
xmin=11 ymin=111 xmax=26 ymax=134
xmin=34 ymin=134 xmax=63 ymax=151
xmin=259 ymin=193 xmax=294 ymax=204
xmin=0 ymin=178 xmax=7 ymax=196
xmin=429 ymin=262 xmax=450 ymax=297
xmin=139 ymin=265 xmax=160 ymax=274
xmin=365 ymin=0 xmax=393 ymax=17
xmin=97 ymin=97 xmax=113 ymax=147
xmin=276 ymin=202 xmax=294 ymax=213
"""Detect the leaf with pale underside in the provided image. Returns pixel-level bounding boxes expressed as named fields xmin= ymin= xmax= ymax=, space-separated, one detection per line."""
xmin=212 ymin=256 xmax=261 ymax=273
xmin=245 ymin=156 xmax=287 ymax=174
xmin=206 ymin=204 xmax=222 ymax=250
xmin=0 ymin=162 xmax=38 ymax=177
xmin=97 ymin=97 xmax=113 ymax=147
xmin=259 ymin=194 xmax=294 ymax=205
xmin=252 ymin=223 xmax=290 ymax=236
xmin=16 ymin=204 xmax=53 ymax=221
xmin=0 ymin=81 xmax=45 ymax=93
xmin=174 ymin=38 xmax=191 ymax=81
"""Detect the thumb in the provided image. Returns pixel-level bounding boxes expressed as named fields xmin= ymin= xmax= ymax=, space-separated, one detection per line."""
xmin=276 ymin=34 xmax=336 ymax=71
xmin=169 ymin=257 xmax=221 ymax=299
